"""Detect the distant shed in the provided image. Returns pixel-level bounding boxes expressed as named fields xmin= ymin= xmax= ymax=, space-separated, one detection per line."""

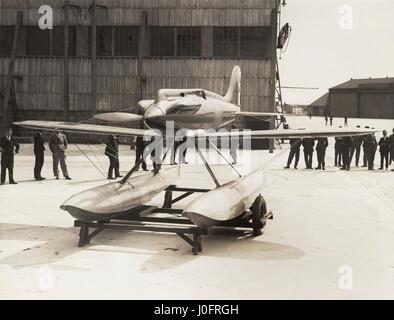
xmin=328 ymin=77 xmax=394 ymax=119
xmin=308 ymin=92 xmax=328 ymax=117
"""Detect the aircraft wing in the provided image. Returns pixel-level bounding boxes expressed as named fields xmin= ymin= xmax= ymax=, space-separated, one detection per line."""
xmin=236 ymin=111 xmax=282 ymax=118
xmin=13 ymin=120 xmax=159 ymax=137
xmin=186 ymin=127 xmax=377 ymax=139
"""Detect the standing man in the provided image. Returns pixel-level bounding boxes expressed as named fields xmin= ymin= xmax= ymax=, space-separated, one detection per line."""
xmin=364 ymin=134 xmax=377 ymax=170
xmin=230 ymin=125 xmax=239 ymax=165
xmin=302 ymin=138 xmax=315 ymax=169
xmin=378 ymin=130 xmax=390 ymax=170
xmin=329 ymin=115 xmax=333 ymax=126
xmin=134 ymin=136 xmax=148 ymax=171
xmin=351 ymin=127 xmax=363 ymax=167
xmin=389 ymin=128 xmax=394 ymax=168
xmin=178 ymin=136 xmax=188 ymax=164
xmin=230 ymin=136 xmax=239 ymax=165
xmin=284 ymin=138 xmax=301 ymax=169
xmin=341 ymin=136 xmax=354 ymax=171
xmin=361 ymin=126 xmax=370 ymax=167
xmin=325 ymin=115 xmax=328 ymax=126
xmin=334 ymin=137 xmax=343 ymax=167
xmin=344 ymin=116 xmax=348 ymax=127
xmin=49 ymin=131 xmax=71 ymax=180
xmin=315 ymin=137 xmax=329 ymax=170
xmin=149 ymin=136 xmax=163 ymax=173
xmin=0 ymin=127 xmax=20 ymax=185
xmin=170 ymin=136 xmax=188 ymax=165
xmin=34 ymin=130 xmax=46 ymax=181
xmin=105 ymin=135 xmax=122 ymax=179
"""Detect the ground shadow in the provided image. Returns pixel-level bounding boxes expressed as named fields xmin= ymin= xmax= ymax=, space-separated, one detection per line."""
xmin=0 ymin=223 xmax=304 ymax=273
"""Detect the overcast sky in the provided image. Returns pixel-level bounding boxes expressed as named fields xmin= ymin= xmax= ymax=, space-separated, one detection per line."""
xmin=279 ymin=0 xmax=394 ymax=105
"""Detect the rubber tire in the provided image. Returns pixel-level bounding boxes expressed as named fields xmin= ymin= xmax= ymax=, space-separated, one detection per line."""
xmin=251 ymin=195 xmax=267 ymax=236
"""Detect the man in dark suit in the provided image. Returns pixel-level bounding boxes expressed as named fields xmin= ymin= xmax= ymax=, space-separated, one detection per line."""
xmin=284 ymin=138 xmax=301 ymax=169
xmin=302 ymin=138 xmax=315 ymax=169
xmin=105 ymin=135 xmax=122 ymax=179
xmin=334 ymin=137 xmax=343 ymax=167
xmin=351 ymin=127 xmax=363 ymax=167
xmin=341 ymin=136 xmax=354 ymax=171
xmin=0 ymin=127 xmax=20 ymax=185
xmin=389 ymin=128 xmax=394 ymax=164
xmin=378 ymin=130 xmax=390 ymax=170
xmin=364 ymin=134 xmax=378 ymax=170
xmin=315 ymin=137 xmax=329 ymax=170
xmin=134 ymin=136 xmax=148 ymax=171
xmin=34 ymin=131 xmax=46 ymax=181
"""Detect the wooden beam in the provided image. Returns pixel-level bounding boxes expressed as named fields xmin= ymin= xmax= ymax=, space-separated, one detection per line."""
xmin=269 ymin=8 xmax=278 ymax=153
xmin=1 ymin=11 xmax=23 ymax=132
xmin=91 ymin=0 xmax=97 ymax=116
xmin=64 ymin=1 xmax=70 ymax=121
xmin=136 ymin=11 xmax=147 ymax=104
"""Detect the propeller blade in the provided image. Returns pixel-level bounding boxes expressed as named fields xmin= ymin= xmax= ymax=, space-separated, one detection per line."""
xmin=94 ymin=112 xmax=143 ymax=123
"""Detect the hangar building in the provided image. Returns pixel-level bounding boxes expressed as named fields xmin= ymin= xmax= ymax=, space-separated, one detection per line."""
xmin=328 ymin=77 xmax=394 ymax=119
xmin=0 ymin=0 xmax=280 ymax=139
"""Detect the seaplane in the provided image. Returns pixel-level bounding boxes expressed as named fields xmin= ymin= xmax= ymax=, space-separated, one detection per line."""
xmin=14 ymin=66 xmax=376 ymax=252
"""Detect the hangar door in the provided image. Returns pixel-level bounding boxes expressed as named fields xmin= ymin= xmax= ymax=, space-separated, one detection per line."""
xmin=360 ymin=92 xmax=394 ymax=119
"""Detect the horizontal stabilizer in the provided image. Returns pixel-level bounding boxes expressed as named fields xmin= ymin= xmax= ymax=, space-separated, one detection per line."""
xmin=94 ymin=112 xmax=143 ymax=123
xmin=13 ymin=120 xmax=159 ymax=137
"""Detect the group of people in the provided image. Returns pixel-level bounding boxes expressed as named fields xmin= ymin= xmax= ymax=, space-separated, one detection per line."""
xmin=285 ymin=128 xmax=394 ymax=172
xmin=0 ymin=128 xmax=71 ymax=185
xmin=2 ymin=126 xmax=393 ymax=185
xmin=132 ymin=135 xmax=189 ymax=175
xmin=0 ymin=127 xmax=194 ymax=185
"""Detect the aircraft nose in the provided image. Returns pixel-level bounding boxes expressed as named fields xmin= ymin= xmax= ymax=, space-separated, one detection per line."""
xmin=145 ymin=106 xmax=165 ymax=119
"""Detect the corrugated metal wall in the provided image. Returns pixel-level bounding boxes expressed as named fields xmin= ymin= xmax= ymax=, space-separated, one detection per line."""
xmin=360 ymin=92 xmax=394 ymax=119
xmin=0 ymin=0 xmax=278 ymax=124
xmin=0 ymin=0 xmax=276 ymax=26
xmin=0 ymin=57 xmax=272 ymax=114
xmin=329 ymin=92 xmax=358 ymax=118
xmin=329 ymin=90 xmax=394 ymax=119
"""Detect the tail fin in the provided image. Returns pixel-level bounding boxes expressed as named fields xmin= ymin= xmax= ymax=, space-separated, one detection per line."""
xmin=223 ymin=65 xmax=241 ymax=105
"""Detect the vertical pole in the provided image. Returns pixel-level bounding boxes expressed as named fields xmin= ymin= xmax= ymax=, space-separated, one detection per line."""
xmin=2 ymin=11 xmax=23 ymax=133
xmin=195 ymin=140 xmax=221 ymax=188
xmin=64 ymin=1 xmax=70 ymax=121
xmin=269 ymin=7 xmax=279 ymax=154
xmin=136 ymin=11 xmax=147 ymax=105
xmin=91 ymin=0 xmax=97 ymax=116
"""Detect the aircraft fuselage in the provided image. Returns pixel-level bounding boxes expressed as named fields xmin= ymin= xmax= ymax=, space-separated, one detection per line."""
xmin=143 ymin=89 xmax=240 ymax=131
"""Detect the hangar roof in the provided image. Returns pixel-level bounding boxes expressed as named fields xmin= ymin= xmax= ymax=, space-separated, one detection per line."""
xmin=309 ymin=92 xmax=329 ymax=107
xmin=331 ymin=77 xmax=394 ymax=90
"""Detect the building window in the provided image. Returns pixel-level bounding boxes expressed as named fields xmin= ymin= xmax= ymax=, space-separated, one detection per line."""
xmin=114 ymin=27 xmax=139 ymax=56
xmin=52 ymin=26 xmax=77 ymax=56
xmin=176 ymin=27 xmax=201 ymax=57
xmin=150 ymin=27 xmax=174 ymax=57
xmin=240 ymin=27 xmax=272 ymax=58
xmin=0 ymin=26 xmax=15 ymax=56
xmin=213 ymin=27 xmax=239 ymax=57
xmin=96 ymin=27 xmax=113 ymax=56
xmin=27 ymin=26 xmax=50 ymax=56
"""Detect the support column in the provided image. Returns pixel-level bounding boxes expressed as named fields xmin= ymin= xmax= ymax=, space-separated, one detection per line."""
xmin=269 ymin=8 xmax=279 ymax=153
xmin=64 ymin=1 xmax=70 ymax=121
xmin=91 ymin=0 xmax=97 ymax=116
xmin=136 ymin=11 xmax=147 ymax=105
xmin=1 ymin=11 xmax=23 ymax=133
